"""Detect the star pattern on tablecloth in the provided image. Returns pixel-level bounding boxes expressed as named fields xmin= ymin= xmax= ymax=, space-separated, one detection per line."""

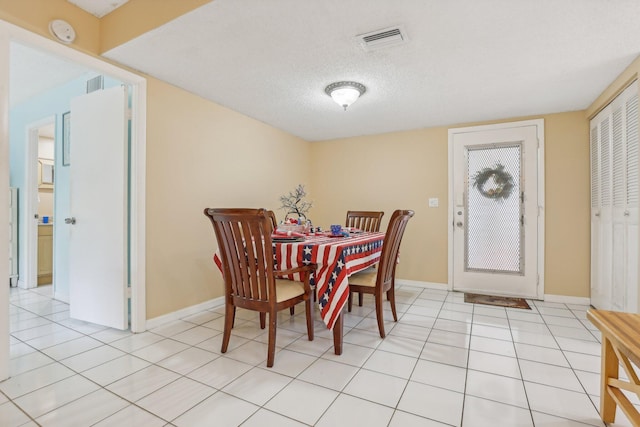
xmin=274 ymin=238 xmax=384 ymax=312
xmin=318 ymin=252 xmax=344 ymax=310
xmin=301 ymin=244 xmax=316 ymax=285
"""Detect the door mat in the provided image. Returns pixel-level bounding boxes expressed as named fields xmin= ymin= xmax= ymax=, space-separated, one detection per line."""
xmin=464 ymin=293 xmax=531 ymax=310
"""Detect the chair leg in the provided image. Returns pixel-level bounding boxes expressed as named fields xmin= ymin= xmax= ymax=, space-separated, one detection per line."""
xmin=231 ymin=306 xmax=236 ymax=328
xmin=347 ymin=291 xmax=353 ymax=312
xmin=375 ymin=292 xmax=386 ymax=338
xmin=387 ymin=287 xmax=398 ymax=322
xmin=266 ymin=311 xmax=277 ymax=367
xmin=292 ymin=290 xmax=315 ymax=314
xmin=259 ymin=312 xmax=266 ymax=329
xmin=221 ymin=303 xmax=235 ymax=353
xmin=305 ymin=298 xmax=314 ymax=341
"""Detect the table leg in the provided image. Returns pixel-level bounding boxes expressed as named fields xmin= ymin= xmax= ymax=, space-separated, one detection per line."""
xmin=333 ymin=311 xmax=343 ymax=355
xmin=601 ymin=336 xmax=618 ymax=423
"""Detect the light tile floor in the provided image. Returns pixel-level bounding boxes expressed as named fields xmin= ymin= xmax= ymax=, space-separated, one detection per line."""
xmin=1 ymin=284 xmax=637 ymax=426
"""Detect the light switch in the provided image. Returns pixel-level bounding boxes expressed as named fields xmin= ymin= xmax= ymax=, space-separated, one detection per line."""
xmin=428 ymin=198 xmax=439 ymax=208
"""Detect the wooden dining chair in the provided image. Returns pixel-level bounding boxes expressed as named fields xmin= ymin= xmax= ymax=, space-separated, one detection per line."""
xmin=345 ymin=210 xmax=384 ymax=306
xmin=345 ymin=210 xmax=384 ymax=232
xmin=204 ymin=208 xmax=314 ymax=367
xmin=267 ymin=210 xmax=278 ymax=231
xmin=268 ymin=209 xmax=300 ymax=315
xmin=347 ymin=209 xmax=414 ymax=338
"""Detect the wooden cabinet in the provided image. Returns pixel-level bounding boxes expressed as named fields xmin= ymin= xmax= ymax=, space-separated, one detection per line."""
xmin=38 ymin=225 xmax=53 ymax=285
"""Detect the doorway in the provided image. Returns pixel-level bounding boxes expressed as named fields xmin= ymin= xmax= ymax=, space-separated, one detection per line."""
xmin=0 ymin=20 xmax=148 ymax=379
xmin=7 ymin=37 xmax=146 ymax=331
xmin=35 ymin=121 xmax=55 ymax=287
xmin=22 ymin=117 xmax=57 ymax=291
xmin=448 ymin=120 xmax=545 ymax=299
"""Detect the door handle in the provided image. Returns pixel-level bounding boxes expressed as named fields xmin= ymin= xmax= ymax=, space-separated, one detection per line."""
xmin=65 ymin=217 xmax=76 ymax=225
xmin=624 ymin=210 xmax=630 ymax=216
xmin=34 ymin=214 xmax=39 ymax=219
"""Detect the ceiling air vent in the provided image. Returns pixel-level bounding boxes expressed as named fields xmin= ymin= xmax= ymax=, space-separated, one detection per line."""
xmin=86 ymin=75 xmax=104 ymax=93
xmin=358 ymin=26 xmax=407 ymax=51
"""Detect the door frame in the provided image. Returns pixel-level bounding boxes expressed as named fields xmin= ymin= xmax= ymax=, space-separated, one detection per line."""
xmin=447 ymin=119 xmax=545 ymax=299
xmin=0 ymin=20 xmax=147 ymax=379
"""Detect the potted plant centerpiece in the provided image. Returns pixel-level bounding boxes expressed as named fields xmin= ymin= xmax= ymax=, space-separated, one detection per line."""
xmin=278 ymin=184 xmax=313 ymax=233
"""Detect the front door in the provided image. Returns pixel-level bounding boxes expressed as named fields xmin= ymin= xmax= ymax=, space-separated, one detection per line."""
xmin=68 ymin=86 xmax=129 ymax=330
xmin=450 ymin=121 xmax=543 ymax=299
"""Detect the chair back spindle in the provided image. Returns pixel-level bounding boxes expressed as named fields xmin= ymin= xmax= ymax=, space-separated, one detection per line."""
xmin=345 ymin=210 xmax=384 ymax=232
xmin=267 ymin=210 xmax=278 ymax=232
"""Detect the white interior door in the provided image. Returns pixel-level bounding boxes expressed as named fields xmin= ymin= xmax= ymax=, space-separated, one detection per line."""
xmin=450 ymin=121 xmax=542 ymax=299
xmin=68 ymin=86 xmax=128 ymax=329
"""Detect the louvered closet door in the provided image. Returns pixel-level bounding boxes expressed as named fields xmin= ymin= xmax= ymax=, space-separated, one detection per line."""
xmin=590 ymin=120 xmax=606 ymax=308
xmin=590 ymin=81 xmax=639 ymax=312
xmin=624 ymin=93 xmax=638 ymax=313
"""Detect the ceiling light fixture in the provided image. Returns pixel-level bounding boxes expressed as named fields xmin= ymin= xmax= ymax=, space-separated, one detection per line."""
xmin=325 ymin=81 xmax=366 ymax=111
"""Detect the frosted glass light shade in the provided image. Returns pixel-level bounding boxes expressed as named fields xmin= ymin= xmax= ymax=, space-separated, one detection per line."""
xmin=325 ymin=81 xmax=366 ymax=111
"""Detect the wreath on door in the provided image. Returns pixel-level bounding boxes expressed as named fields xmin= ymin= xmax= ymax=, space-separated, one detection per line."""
xmin=471 ymin=163 xmax=514 ymax=200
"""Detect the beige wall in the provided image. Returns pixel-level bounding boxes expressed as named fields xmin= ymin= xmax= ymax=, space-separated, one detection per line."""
xmin=310 ymin=111 xmax=590 ymax=297
xmin=0 ymin=1 xmax=599 ymax=320
xmin=543 ymin=112 xmax=591 ymax=297
xmin=145 ymin=78 xmax=311 ymax=318
xmin=310 ymin=127 xmax=450 ymax=284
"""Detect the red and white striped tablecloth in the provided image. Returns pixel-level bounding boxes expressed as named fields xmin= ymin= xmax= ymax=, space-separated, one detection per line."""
xmin=274 ymin=232 xmax=385 ymax=329
xmin=214 ymin=232 xmax=385 ymax=329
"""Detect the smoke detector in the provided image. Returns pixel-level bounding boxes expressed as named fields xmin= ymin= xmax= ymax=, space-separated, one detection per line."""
xmin=48 ymin=19 xmax=76 ymax=44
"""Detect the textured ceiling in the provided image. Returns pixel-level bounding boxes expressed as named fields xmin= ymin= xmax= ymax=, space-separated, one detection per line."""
xmin=67 ymin=0 xmax=129 ymax=18
xmin=90 ymin=1 xmax=640 ymax=140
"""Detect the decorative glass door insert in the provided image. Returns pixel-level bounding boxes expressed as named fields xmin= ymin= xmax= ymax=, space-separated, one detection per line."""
xmin=465 ymin=144 xmax=523 ymax=274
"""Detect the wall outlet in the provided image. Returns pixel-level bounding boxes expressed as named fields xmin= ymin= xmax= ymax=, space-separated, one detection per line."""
xmin=428 ymin=198 xmax=439 ymax=208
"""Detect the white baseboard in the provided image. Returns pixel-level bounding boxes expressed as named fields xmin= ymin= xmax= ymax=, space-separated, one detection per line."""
xmin=543 ymin=294 xmax=591 ymax=306
xmin=145 ymin=296 xmax=225 ymax=330
xmin=396 ymin=279 xmax=449 ymax=291
xmin=54 ymin=292 xmax=69 ymax=304
xmin=396 ymin=279 xmax=591 ymax=306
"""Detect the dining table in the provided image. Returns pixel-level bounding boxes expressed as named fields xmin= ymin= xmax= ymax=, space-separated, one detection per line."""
xmin=214 ymin=230 xmax=386 ymax=355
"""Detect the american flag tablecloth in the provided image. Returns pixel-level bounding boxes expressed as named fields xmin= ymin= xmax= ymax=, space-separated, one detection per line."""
xmin=213 ymin=232 xmax=385 ymax=330
xmin=274 ymin=232 xmax=385 ymax=329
